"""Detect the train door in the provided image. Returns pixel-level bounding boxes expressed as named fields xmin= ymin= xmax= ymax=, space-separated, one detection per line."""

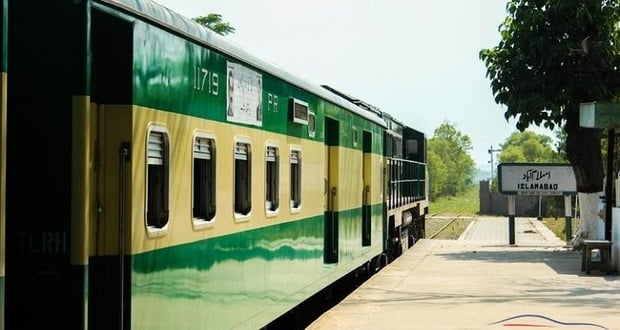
xmin=5 ymin=1 xmax=92 ymax=329
xmin=362 ymin=131 xmax=372 ymax=246
xmin=0 ymin=1 xmax=6 ymax=327
xmin=324 ymin=117 xmax=339 ymax=263
xmin=90 ymin=9 xmax=133 ymax=330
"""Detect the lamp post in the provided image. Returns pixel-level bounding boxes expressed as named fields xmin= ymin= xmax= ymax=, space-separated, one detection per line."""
xmin=488 ymin=145 xmax=501 ymax=179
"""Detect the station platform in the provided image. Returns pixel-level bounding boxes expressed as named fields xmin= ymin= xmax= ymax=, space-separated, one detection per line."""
xmin=307 ymin=217 xmax=620 ymax=329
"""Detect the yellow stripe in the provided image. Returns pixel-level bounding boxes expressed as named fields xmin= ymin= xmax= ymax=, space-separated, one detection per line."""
xmin=96 ymin=106 xmax=327 ymax=254
xmin=93 ymin=105 xmax=388 ymax=255
xmin=366 ymin=153 xmax=384 ymax=206
xmin=335 ymin=148 xmax=363 ymax=210
xmin=71 ymin=96 xmax=94 ymax=266
xmin=328 ymin=148 xmax=383 ymax=210
xmin=97 ymin=105 xmax=133 ymax=255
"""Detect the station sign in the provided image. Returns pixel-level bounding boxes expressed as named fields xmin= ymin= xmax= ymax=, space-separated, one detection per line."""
xmin=498 ymin=163 xmax=577 ymax=195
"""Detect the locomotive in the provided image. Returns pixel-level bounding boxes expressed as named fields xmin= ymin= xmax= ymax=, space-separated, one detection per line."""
xmin=0 ymin=0 xmax=427 ymax=328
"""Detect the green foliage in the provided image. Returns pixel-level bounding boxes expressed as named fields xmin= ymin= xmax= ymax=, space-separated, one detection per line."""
xmin=554 ymin=128 xmax=567 ymax=159
xmin=480 ymin=1 xmax=620 ymax=131
xmin=498 ymin=130 xmax=566 ymax=163
xmin=430 ymin=185 xmax=479 ymax=216
xmin=479 ymin=0 xmax=620 ymax=191
xmin=492 ymin=130 xmax=566 ymax=190
xmin=433 ymin=121 xmax=473 ymax=151
xmin=427 ymin=149 xmax=448 ymax=200
xmin=427 ymin=121 xmax=476 ymax=200
xmin=193 ymin=13 xmax=236 ymax=35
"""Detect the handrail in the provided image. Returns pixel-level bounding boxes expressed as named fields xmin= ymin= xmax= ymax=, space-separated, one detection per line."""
xmin=386 ymin=157 xmax=426 ymax=209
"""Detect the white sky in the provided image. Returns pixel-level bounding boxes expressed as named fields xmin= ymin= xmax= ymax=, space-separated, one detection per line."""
xmin=153 ymin=0 xmax=556 ymax=169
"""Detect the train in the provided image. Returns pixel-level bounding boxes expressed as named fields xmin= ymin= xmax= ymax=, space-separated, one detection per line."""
xmin=0 ymin=0 xmax=427 ymax=329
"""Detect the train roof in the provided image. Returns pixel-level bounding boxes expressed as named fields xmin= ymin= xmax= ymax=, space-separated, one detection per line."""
xmin=97 ymin=0 xmax=387 ymax=128
xmin=321 ymin=85 xmax=426 ymax=138
xmin=321 ymin=85 xmax=383 ymax=116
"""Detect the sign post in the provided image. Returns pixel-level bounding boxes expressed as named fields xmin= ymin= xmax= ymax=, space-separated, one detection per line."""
xmin=498 ymin=163 xmax=577 ymax=245
xmin=564 ymin=195 xmax=572 ymax=242
xmin=508 ymin=195 xmax=516 ymax=245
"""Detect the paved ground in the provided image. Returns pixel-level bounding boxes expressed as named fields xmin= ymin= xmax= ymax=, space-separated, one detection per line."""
xmin=459 ymin=216 xmax=566 ymax=246
xmin=308 ymin=217 xmax=620 ymax=330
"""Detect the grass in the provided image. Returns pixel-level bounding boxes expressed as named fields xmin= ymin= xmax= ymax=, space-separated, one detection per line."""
xmin=426 ymin=185 xmax=479 ymax=239
xmin=430 ymin=185 xmax=479 ymax=216
xmin=542 ymin=217 xmax=580 ymax=242
xmin=428 ymin=184 xmax=581 ymax=242
xmin=429 ymin=218 xmax=474 ymax=240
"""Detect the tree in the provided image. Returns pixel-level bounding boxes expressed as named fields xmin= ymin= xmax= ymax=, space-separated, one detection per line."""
xmin=193 ymin=13 xmax=236 ymax=35
xmin=554 ymin=128 xmax=567 ymax=160
xmin=427 ymin=122 xmax=476 ymax=198
xmin=498 ymin=130 xmax=565 ymax=163
xmin=427 ymin=149 xmax=448 ymax=200
xmin=480 ymin=1 xmax=620 ymax=244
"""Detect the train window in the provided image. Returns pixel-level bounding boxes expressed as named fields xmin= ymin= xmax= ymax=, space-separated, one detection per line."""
xmin=290 ymin=98 xmax=309 ymax=125
xmin=146 ymin=128 xmax=170 ymax=230
xmin=265 ymin=145 xmax=279 ymax=214
xmin=308 ymin=112 xmax=316 ymax=138
xmin=290 ymin=149 xmax=301 ymax=210
xmin=234 ymin=141 xmax=252 ymax=217
xmin=193 ymin=135 xmax=216 ymax=224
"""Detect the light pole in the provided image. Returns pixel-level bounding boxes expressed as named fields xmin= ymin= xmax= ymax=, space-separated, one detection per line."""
xmin=488 ymin=145 xmax=501 ymax=180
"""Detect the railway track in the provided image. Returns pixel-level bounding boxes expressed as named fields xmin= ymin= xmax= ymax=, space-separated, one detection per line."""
xmin=426 ymin=213 xmax=474 ymax=240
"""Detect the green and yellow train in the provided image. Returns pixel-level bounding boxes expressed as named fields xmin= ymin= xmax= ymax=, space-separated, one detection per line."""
xmin=0 ymin=0 xmax=5 ymax=328
xmin=0 ymin=0 xmax=427 ymax=328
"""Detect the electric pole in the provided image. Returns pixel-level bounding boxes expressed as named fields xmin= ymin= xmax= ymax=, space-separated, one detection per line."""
xmin=488 ymin=145 xmax=501 ymax=179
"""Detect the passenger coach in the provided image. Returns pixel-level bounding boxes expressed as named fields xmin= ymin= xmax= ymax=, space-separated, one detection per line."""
xmin=0 ymin=0 xmax=6 ymax=326
xmin=1 ymin=0 xmax=427 ymax=329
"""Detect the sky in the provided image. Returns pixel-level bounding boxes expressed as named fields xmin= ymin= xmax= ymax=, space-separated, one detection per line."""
xmin=153 ymin=0 xmax=556 ymax=170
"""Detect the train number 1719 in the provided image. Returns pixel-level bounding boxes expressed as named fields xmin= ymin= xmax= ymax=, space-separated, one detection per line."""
xmin=193 ymin=66 xmax=219 ymax=96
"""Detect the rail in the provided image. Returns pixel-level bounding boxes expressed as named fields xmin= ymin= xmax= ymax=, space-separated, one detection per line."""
xmin=386 ymin=157 xmax=426 ymax=209
xmin=428 ymin=213 xmax=464 ymax=239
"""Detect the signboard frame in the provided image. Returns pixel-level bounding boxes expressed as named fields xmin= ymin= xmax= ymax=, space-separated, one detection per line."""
xmin=498 ymin=163 xmax=577 ymax=196
xmin=498 ymin=163 xmax=577 ymax=245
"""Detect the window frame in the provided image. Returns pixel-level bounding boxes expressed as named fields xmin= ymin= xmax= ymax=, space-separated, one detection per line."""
xmin=234 ymin=137 xmax=252 ymax=221
xmin=308 ymin=112 xmax=316 ymax=138
xmin=145 ymin=125 xmax=170 ymax=236
xmin=265 ymin=143 xmax=280 ymax=217
xmin=192 ymin=132 xmax=217 ymax=229
xmin=290 ymin=147 xmax=302 ymax=213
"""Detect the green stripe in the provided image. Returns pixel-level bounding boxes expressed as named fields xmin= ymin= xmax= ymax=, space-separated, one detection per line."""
xmin=133 ymin=21 xmax=318 ymax=138
xmin=0 ymin=277 xmax=3 ymax=330
xmin=132 ymin=21 xmax=384 ymax=154
xmin=1 ymin=0 xmax=6 ymax=73
xmin=130 ymin=208 xmax=384 ymax=328
xmin=133 ymin=215 xmax=324 ymax=274
xmin=323 ymin=100 xmax=384 ymax=151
